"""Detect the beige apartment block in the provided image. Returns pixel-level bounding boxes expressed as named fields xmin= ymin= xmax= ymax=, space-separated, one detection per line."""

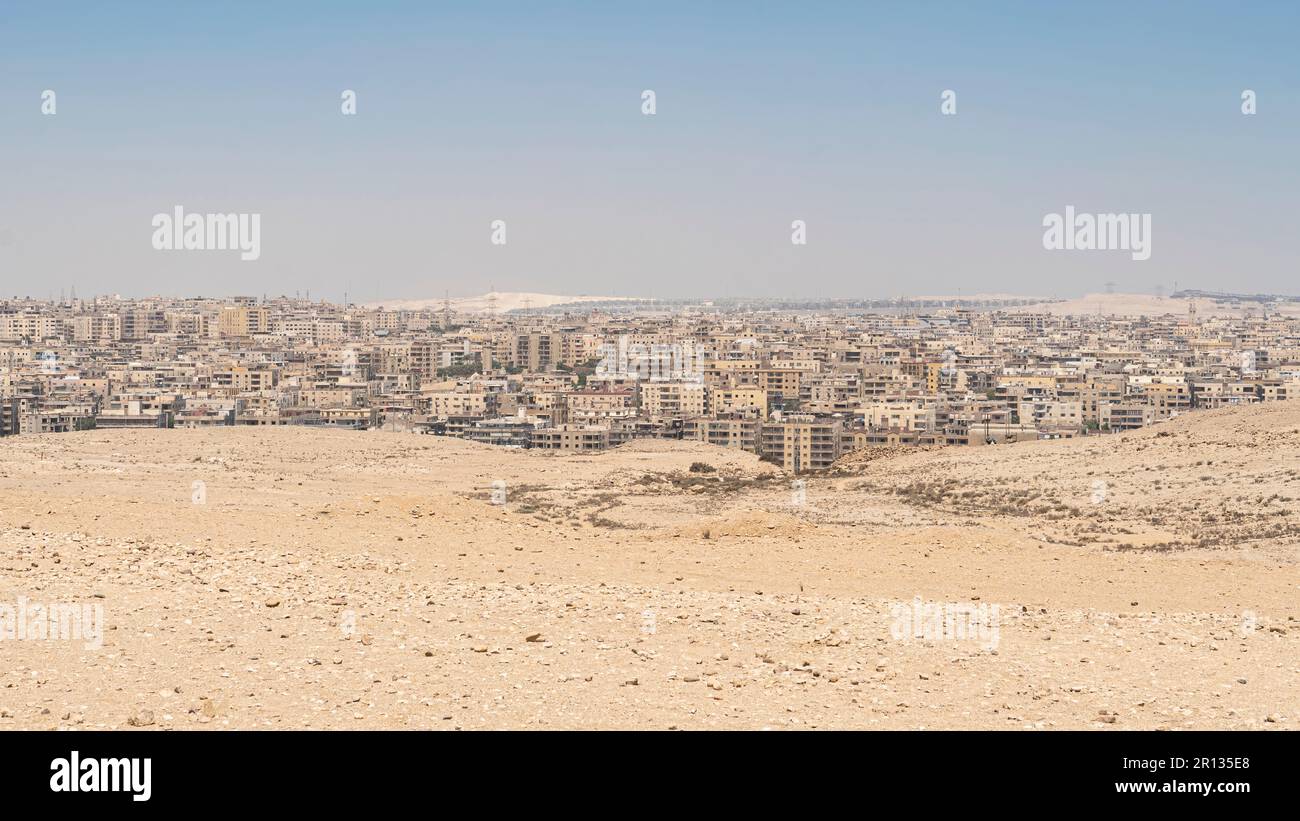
xmin=639 ymin=382 xmax=707 ymax=420
xmin=216 ymin=306 xmax=271 ymax=338
xmin=996 ymin=373 xmax=1056 ymax=393
xmin=508 ymin=330 xmax=598 ymax=371
xmin=565 ymin=389 xmax=636 ymax=423
xmin=683 ymin=416 xmax=759 ymax=450
xmin=705 ymin=359 xmax=761 ymax=387
xmin=72 ymin=315 xmax=121 ymax=344
xmin=163 ymin=311 xmax=207 ymax=335
xmin=556 ymin=332 xmax=602 ymax=368
xmin=96 ymin=394 xmax=182 ymax=428
xmin=176 ymin=401 xmax=238 ymax=427
xmin=119 ymin=309 xmax=165 ymax=340
xmin=759 ymin=418 xmax=844 ymax=473
xmin=1064 ymin=376 xmax=1126 ymax=423
xmin=1101 ymin=402 xmax=1156 ymax=431
xmin=429 ymin=390 xmax=496 ymax=418
xmin=1018 ymin=399 xmax=1082 ymax=429
xmin=757 ymin=368 xmax=804 ymax=404
xmin=923 ymin=361 xmax=946 ymax=393
xmin=18 ymin=410 xmax=94 ymax=434
xmin=300 ymin=387 xmax=366 ymax=408
xmin=861 ymin=369 xmax=921 ymax=398
xmin=213 ymin=365 xmax=280 ymax=393
xmin=0 ymin=313 xmax=60 ymax=341
xmin=532 ymin=424 xmax=611 ymax=451
xmin=709 ymin=385 xmax=767 ymax=417
xmin=435 ymin=338 xmax=479 ymax=370
xmin=861 ymin=400 xmax=934 ymax=432
xmin=1260 ymin=379 xmax=1300 ymax=402
xmin=1134 ymin=380 xmax=1192 ymax=420
xmin=318 ymin=407 xmax=379 ymax=428
xmin=312 ymin=319 xmax=347 ymax=343
xmin=800 ymin=373 xmax=863 ymax=414
xmin=0 ymin=397 xmax=19 ymax=435
xmin=273 ymin=318 xmax=316 ymax=341
xmin=511 ymin=332 xmax=556 ymax=371
xmin=407 ymin=341 xmax=436 ymax=376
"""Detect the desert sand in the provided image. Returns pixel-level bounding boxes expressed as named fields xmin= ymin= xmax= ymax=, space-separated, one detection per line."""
xmin=0 ymin=403 xmax=1296 ymax=729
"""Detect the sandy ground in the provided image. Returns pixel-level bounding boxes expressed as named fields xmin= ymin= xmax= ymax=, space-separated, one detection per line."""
xmin=0 ymin=404 xmax=1296 ymax=730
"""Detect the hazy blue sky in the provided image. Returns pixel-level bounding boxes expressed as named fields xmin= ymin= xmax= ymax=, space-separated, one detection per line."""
xmin=1 ymin=1 xmax=1296 ymax=301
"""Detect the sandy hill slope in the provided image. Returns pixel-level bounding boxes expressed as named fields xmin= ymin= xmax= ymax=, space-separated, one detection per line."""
xmin=0 ymin=406 xmax=1294 ymax=730
xmin=836 ymin=402 xmax=1300 ymax=556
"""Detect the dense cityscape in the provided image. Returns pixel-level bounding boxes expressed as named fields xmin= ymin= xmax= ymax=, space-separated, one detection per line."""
xmin=4 ymin=293 xmax=1298 ymax=472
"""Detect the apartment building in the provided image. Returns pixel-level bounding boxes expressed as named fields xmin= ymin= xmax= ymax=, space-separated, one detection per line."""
xmin=861 ymin=400 xmax=934 ymax=432
xmin=532 ymin=424 xmax=611 ymax=451
xmin=73 ymin=315 xmax=121 ymax=344
xmin=639 ymin=382 xmax=707 ymax=420
xmin=428 ymin=389 xmax=497 ymax=418
xmin=566 ymin=389 xmax=636 ymax=424
xmin=1101 ymin=403 xmax=1156 ymax=431
xmin=759 ymin=418 xmax=844 ymax=472
xmin=1 ymin=397 xmax=22 ymax=434
xmin=464 ymin=415 xmax=546 ymax=448
xmin=216 ymin=305 xmax=271 ymax=338
xmin=213 ymin=365 xmax=280 ymax=393
xmin=96 ymin=394 xmax=183 ymax=428
xmin=683 ymin=416 xmax=760 ymax=450
xmin=708 ymin=385 xmax=766 ymax=417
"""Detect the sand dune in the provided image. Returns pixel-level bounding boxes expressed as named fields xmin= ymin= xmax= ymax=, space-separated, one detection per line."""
xmin=364 ymin=292 xmax=637 ymax=313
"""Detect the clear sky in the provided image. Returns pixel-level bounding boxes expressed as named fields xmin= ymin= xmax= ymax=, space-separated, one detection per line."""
xmin=1 ymin=1 xmax=1296 ymax=302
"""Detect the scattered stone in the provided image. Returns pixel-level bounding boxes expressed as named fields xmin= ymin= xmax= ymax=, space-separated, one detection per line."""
xmin=127 ymin=710 xmax=155 ymax=727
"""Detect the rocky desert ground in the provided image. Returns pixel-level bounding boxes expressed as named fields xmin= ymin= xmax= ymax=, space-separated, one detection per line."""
xmin=1 ymin=403 xmax=1296 ymax=730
